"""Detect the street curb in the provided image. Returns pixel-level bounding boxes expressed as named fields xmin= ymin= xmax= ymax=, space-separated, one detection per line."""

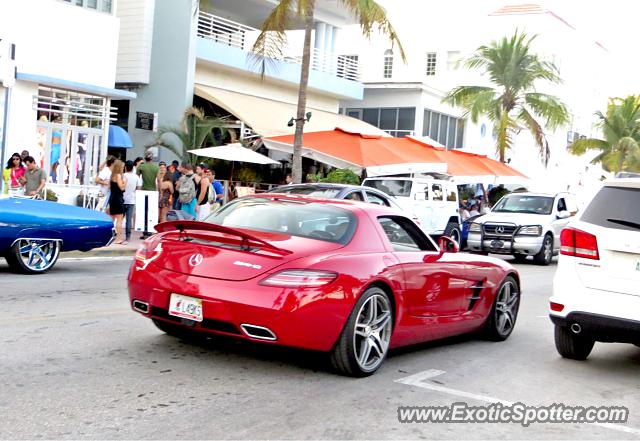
xmin=62 ymin=248 xmax=136 ymax=259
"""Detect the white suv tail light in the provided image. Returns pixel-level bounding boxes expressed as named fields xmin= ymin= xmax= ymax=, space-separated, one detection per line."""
xmin=560 ymin=227 xmax=599 ymax=260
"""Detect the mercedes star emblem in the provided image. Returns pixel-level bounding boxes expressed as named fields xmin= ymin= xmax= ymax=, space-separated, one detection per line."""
xmin=189 ymin=253 xmax=204 ymax=267
xmin=495 ymin=226 xmax=505 ymax=234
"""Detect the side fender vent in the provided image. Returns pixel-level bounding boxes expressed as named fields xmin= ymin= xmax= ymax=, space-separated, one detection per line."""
xmin=467 ymin=279 xmax=485 ymax=311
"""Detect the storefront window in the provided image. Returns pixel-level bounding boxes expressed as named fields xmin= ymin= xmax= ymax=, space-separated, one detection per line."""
xmin=35 ymin=86 xmax=110 ymax=186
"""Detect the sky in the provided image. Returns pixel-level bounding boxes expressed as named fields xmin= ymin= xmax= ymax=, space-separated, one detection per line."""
xmin=375 ymin=0 xmax=640 ymax=96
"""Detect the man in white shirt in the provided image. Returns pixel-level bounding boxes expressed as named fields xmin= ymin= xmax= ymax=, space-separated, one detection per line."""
xmin=95 ymin=156 xmax=116 ymax=211
xmin=123 ymin=160 xmax=142 ymax=243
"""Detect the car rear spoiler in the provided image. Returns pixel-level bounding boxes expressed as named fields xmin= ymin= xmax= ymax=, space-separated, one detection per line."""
xmin=155 ymin=220 xmax=293 ymax=256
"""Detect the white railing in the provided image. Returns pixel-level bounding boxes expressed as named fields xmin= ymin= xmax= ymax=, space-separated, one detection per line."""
xmin=197 ymin=11 xmax=360 ymax=81
xmin=384 ymin=130 xmax=415 ymax=138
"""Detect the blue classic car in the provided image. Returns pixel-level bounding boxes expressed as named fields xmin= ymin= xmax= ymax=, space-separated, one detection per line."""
xmin=0 ymin=197 xmax=114 ymax=274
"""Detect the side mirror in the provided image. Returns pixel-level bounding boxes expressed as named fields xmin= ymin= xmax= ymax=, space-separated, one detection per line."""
xmin=438 ymin=235 xmax=459 ymax=254
xmin=557 ymin=210 xmax=571 ymax=220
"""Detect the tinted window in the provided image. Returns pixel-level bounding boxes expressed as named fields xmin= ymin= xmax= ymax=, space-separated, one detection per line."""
xmin=363 ymin=108 xmax=379 ymax=126
xmin=492 ymin=195 xmax=554 ymax=215
xmin=378 ymin=216 xmax=437 ymax=252
xmin=206 ymin=198 xmax=356 ymax=244
xmin=365 ymin=191 xmax=389 ymax=206
xmin=380 ymin=108 xmax=398 ymax=130
xmin=398 ymin=108 xmax=416 ymax=131
xmin=581 ymin=186 xmax=640 ymax=231
xmin=270 ymin=186 xmax=341 ymax=198
xmin=364 ymin=179 xmax=412 ymax=197
xmin=432 ymin=184 xmax=444 ymax=201
xmin=557 ymin=198 xmax=567 ymax=212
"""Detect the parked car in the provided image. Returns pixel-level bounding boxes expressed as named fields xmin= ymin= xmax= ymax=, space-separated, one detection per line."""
xmin=362 ymin=177 xmax=461 ymax=242
xmin=270 ymin=183 xmax=402 ymax=208
xmin=129 ymin=194 xmax=521 ymax=377
xmin=0 ymin=196 xmax=115 ymax=273
xmin=549 ymin=179 xmax=640 ymax=359
xmin=466 ymin=192 xmax=579 ymax=265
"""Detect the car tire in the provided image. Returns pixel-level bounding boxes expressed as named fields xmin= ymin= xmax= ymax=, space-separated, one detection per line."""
xmin=533 ymin=234 xmax=553 ymax=266
xmin=554 ymin=325 xmax=594 ymax=360
xmin=483 ymin=275 xmax=520 ymax=341
xmin=444 ymin=222 xmax=461 ymax=244
xmin=153 ymin=319 xmax=202 ymax=341
xmin=330 ymin=286 xmax=393 ymax=377
xmin=6 ymin=239 xmax=60 ymax=274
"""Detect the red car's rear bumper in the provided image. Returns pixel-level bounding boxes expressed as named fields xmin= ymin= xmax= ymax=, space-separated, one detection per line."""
xmin=128 ymin=262 xmax=353 ymax=352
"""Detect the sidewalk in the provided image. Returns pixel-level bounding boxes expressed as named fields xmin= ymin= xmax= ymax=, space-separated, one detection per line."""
xmin=62 ymin=234 xmax=144 ymax=258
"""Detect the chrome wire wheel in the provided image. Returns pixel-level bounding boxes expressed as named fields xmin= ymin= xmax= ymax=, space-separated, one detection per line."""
xmin=494 ymin=280 xmax=519 ymax=337
xmin=353 ymin=293 xmax=392 ymax=372
xmin=544 ymin=237 xmax=553 ymax=262
xmin=13 ymin=239 xmax=60 ymax=273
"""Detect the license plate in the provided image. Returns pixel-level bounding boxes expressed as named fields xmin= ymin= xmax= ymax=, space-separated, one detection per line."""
xmin=491 ymin=240 xmax=505 ymax=249
xmin=168 ymin=294 xmax=203 ymax=322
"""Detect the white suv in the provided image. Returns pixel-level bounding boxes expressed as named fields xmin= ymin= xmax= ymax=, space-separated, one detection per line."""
xmin=549 ymin=179 xmax=640 ymax=359
xmin=362 ymin=177 xmax=461 ymax=241
xmin=467 ymin=192 xmax=578 ymax=265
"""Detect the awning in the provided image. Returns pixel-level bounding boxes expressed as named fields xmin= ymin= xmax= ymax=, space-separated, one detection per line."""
xmin=194 ymin=84 xmax=389 ymax=138
xmin=17 ymin=72 xmax=136 ymax=100
xmin=264 ymin=129 xmax=527 ymax=181
xmin=108 ymin=125 xmax=133 ymax=148
xmin=264 ymin=129 xmax=448 ymax=175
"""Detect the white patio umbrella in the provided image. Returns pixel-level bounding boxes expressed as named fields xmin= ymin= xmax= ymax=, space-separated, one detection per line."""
xmin=188 ymin=143 xmax=279 ymax=165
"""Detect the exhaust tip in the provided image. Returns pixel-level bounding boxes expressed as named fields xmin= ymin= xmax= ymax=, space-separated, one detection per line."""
xmin=240 ymin=324 xmax=277 ymax=341
xmin=570 ymin=323 xmax=582 ymax=334
xmin=132 ymin=300 xmax=149 ymax=314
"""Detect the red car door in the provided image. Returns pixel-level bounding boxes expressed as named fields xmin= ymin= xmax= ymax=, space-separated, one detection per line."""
xmin=376 ymin=216 xmax=468 ymax=318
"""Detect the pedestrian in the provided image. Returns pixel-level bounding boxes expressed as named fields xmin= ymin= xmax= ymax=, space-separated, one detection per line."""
xmin=123 ymin=160 xmax=141 ymax=244
xmin=157 ymin=166 xmax=174 ymax=223
xmin=109 ymin=160 xmax=127 ymax=244
xmin=137 ymin=151 xmax=159 ymax=191
xmin=20 ymin=150 xmax=29 ymax=162
xmin=459 ymin=204 xmax=470 ymax=221
xmin=195 ymin=163 xmax=211 ymax=221
xmin=206 ymin=168 xmax=224 ymax=207
xmin=95 ymin=156 xmax=116 ymax=211
xmin=170 ymin=160 xmax=182 ymax=210
xmin=469 ymin=203 xmax=480 ymax=217
xmin=4 ymin=153 xmax=25 ymax=196
xmin=176 ymin=162 xmax=197 ymax=218
xmin=285 ymin=173 xmax=293 ymax=185
xmin=133 ymin=156 xmax=144 ymax=174
xmin=23 ymin=156 xmax=47 ymax=198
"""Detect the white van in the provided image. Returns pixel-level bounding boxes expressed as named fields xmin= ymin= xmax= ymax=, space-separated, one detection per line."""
xmin=362 ymin=177 xmax=462 ymax=241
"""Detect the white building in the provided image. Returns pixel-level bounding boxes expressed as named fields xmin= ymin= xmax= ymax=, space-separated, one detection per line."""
xmin=115 ymin=0 xmax=381 ymax=166
xmin=0 ymin=0 xmax=135 ymax=199
xmin=338 ymin=2 xmax=616 ymax=190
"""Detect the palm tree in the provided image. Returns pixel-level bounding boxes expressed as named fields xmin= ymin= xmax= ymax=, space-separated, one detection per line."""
xmin=569 ymin=95 xmax=640 ymax=174
xmin=251 ymin=0 xmax=405 ymax=183
xmin=152 ymin=107 xmax=227 ymax=164
xmin=443 ymin=31 xmax=569 ymax=165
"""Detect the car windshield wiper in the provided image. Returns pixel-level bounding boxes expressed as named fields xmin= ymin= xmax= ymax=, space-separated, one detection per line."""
xmin=607 ymin=218 xmax=640 ymax=230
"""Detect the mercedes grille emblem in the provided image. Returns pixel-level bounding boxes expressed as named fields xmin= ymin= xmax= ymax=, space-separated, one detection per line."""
xmin=189 ymin=253 xmax=204 ymax=267
xmin=495 ymin=226 xmax=505 ymax=234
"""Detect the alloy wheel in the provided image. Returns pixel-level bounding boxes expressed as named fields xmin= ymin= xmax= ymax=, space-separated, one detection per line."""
xmin=494 ymin=280 xmax=519 ymax=336
xmin=16 ymin=239 xmax=60 ymax=272
xmin=544 ymin=237 xmax=553 ymax=262
xmin=353 ymin=293 xmax=392 ymax=372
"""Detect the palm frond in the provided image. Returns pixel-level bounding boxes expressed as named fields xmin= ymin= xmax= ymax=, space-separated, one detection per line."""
xmin=524 ymin=92 xmax=570 ymax=130
xmin=516 ymin=107 xmax=550 ymax=164
xmin=442 ymin=86 xmax=497 ymax=123
xmin=568 ymin=138 xmax=609 ymax=155
xmin=249 ymin=0 xmax=296 ymax=77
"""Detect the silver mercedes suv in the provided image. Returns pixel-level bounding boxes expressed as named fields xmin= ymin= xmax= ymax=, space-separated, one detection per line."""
xmin=466 ymin=192 xmax=578 ymax=265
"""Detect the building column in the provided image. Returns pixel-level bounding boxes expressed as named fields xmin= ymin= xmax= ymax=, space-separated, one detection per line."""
xmin=314 ymin=22 xmax=326 ymax=51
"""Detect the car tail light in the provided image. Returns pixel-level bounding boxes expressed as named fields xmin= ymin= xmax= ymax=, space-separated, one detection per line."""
xmin=260 ymin=270 xmax=338 ymax=287
xmin=135 ymin=235 xmax=162 ymax=262
xmin=560 ymin=228 xmax=599 ymax=260
xmin=550 ymin=302 xmax=564 ymax=312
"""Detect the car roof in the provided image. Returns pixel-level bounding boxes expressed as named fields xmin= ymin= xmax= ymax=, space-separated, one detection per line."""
xmin=603 ymin=178 xmax=640 ymax=188
xmin=271 ymin=183 xmax=395 ymax=197
xmin=506 ymin=191 xmax=570 ymax=198
xmin=248 ymin=193 xmax=401 ymax=216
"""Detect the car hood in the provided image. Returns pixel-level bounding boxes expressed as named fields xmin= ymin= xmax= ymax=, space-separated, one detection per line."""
xmin=475 ymin=212 xmax=549 ymax=225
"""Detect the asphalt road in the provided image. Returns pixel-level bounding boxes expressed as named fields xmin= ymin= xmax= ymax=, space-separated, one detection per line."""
xmin=1 ymin=256 xmax=639 ymax=440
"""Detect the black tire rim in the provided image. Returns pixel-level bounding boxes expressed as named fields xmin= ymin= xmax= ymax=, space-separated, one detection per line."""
xmin=495 ymin=280 xmax=518 ymax=336
xmin=352 ymin=293 xmax=392 ymax=372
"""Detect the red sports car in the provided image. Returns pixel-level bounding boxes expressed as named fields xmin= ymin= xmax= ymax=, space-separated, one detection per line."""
xmin=128 ymin=195 xmax=521 ymax=376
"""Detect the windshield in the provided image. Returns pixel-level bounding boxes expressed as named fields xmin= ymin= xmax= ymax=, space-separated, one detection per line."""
xmin=492 ymin=195 xmax=554 ymax=215
xmin=270 ymin=186 xmax=342 ymax=198
xmin=204 ymin=198 xmax=356 ymax=244
xmin=364 ymin=179 xmax=412 ymax=197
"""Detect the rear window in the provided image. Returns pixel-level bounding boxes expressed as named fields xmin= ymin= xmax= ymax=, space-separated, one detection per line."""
xmin=364 ymin=179 xmax=412 ymax=197
xmin=204 ymin=198 xmax=356 ymax=244
xmin=581 ymin=186 xmax=640 ymax=231
xmin=270 ymin=186 xmax=341 ymax=198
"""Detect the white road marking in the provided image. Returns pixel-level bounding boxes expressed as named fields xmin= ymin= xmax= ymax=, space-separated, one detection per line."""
xmin=395 ymin=369 xmax=640 ymax=436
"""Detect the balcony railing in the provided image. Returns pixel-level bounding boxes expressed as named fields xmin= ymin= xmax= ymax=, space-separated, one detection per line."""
xmin=197 ymin=11 xmax=360 ymax=81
